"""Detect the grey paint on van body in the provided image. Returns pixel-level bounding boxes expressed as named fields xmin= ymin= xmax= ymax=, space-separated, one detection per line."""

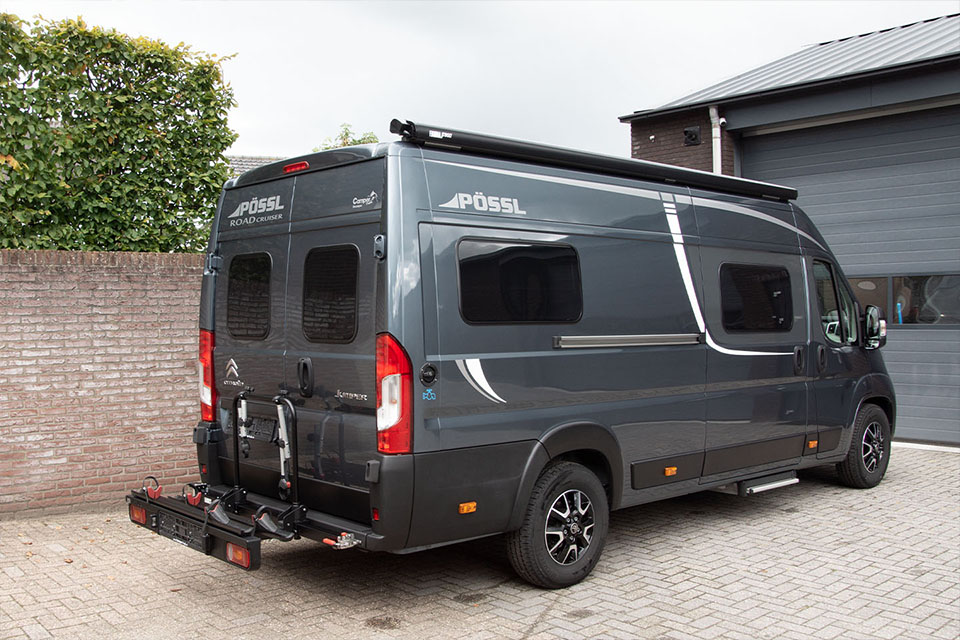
xmin=196 ymin=139 xmax=894 ymax=552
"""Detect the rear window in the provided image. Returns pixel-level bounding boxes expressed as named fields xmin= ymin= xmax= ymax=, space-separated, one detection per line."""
xmin=302 ymin=246 xmax=359 ymax=342
xmin=227 ymin=253 xmax=272 ymax=339
xmin=720 ymin=264 xmax=793 ymax=332
xmin=458 ymin=240 xmax=582 ymax=323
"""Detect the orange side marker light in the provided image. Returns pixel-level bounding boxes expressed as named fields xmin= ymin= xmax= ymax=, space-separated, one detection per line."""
xmin=664 ymin=466 xmax=678 ymax=477
xmin=458 ymin=501 xmax=477 ymax=514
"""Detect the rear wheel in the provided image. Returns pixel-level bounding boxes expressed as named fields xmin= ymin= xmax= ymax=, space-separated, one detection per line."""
xmin=836 ymin=404 xmax=891 ymax=489
xmin=507 ymin=461 xmax=609 ymax=589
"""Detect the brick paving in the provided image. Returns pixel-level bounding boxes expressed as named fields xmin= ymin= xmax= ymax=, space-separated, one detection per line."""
xmin=1 ymin=445 xmax=958 ymax=640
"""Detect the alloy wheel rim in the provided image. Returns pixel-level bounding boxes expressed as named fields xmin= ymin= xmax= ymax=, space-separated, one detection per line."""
xmin=861 ymin=421 xmax=884 ymax=473
xmin=544 ymin=489 xmax=595 ymax=565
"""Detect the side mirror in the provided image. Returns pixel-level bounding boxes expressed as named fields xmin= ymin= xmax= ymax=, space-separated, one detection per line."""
xmin=864 ymin=305 xmax=886 ymax=349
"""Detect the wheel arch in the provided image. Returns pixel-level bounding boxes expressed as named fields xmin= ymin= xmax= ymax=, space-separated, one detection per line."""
xmin=506 ymin=422 xmax=624 ymax=530
xmin=851 ymin=373 xmax=897 ymax=436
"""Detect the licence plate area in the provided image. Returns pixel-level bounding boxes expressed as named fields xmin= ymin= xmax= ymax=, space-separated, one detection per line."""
xmin=245 ymin=416 xmax=277 ymax=442
xmin=128 ymin=492 xmax=263 ymax=571
xmin=158 ymin=512 xmax=206 ymax=552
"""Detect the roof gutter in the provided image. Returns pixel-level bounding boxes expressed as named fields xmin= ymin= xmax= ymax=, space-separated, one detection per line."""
xmin=618 ymin=54 xmax=960 ymax=123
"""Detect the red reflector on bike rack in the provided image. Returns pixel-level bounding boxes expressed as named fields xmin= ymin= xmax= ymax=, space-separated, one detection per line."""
xmin=129 ymin=504 xmax=147 ymax=525
xmin=225 ymin=543 xmax=250 ymax=568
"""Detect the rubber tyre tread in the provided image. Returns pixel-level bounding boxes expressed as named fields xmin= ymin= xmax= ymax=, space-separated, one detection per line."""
xmin=836 ymin=404 xmax=891 ymax=489
xmin=506 ymin=461 xmax=609 ymax=589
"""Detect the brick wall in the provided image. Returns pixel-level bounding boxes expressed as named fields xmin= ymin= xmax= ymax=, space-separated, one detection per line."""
xmin=629 ymin=108 xmax=736 ymax=175
xmin=0 ymin=250 xmax=204 ymax=516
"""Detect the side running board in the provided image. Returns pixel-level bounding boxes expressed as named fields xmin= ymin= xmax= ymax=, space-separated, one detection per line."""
xmin=711 ymin=471 xmax=798 ymax=497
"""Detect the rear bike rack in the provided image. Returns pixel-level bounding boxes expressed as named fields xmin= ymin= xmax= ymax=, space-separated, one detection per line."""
xmin=226 ymin=389 xmax=307 ymax=537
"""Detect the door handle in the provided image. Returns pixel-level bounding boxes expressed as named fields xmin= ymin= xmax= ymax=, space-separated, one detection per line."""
xmin=793 ymin=346 xmax=805 ymax=376
xmin=816 ymin=344 xmax=827 ymax=374
xmin=297 ymin=357 xmax=314 ymax=397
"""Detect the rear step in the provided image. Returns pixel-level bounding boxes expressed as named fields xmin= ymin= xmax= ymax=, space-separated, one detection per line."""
xmin=711 ymin=471 xmax=798 ymax=497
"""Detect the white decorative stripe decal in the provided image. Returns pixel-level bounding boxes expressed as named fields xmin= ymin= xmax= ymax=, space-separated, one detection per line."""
xmin=455 ymin=358 xmax=507 ymax=404
xmin=666 ymin=208 xmax=791 ymax=357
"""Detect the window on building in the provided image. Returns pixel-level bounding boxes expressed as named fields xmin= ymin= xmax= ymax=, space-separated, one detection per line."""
xmin=458 ymin=240 xmax=582 ymax=323
xmin=719 ymin=264 xmax=793 ymax=332
xmin=892 ymin=275 xmax=960 ymax=325
xmin=302 ymin=246 xmax=359 ymax=342
xmin=849 ymin=278 xmax=888 ymax=317
xmin=227 ymin=253 xmax=271 ymax=339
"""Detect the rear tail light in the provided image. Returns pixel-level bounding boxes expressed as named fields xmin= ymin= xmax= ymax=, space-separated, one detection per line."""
xmin=129 ymin=504 xmax=147 ymax=525
xmin=376 ymin=333 xmax=412 ymax=454
xmin=199 ymin=329 xmax=218 ymax=422
xmin=225 ymin=542 xmax=250 ymax=568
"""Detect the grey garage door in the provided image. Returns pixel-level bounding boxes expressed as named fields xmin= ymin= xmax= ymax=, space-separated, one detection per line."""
xmin=741 ymin=105 xmax=960 ymax=444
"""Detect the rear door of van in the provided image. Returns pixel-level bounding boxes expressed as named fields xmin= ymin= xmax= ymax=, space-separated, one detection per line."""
xmin=214 ymin=179 xmax=294 ymax=487
xmin=281 ymin=160 xmax=385 ymax=523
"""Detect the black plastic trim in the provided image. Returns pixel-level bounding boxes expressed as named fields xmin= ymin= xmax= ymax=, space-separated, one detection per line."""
xmin=817 ymin=427 xmax=843 ymax=454
xmin=631 ymin=452 xmax=705 ymax=489
xmin=702 ymin=434 xmax=805 ymax=476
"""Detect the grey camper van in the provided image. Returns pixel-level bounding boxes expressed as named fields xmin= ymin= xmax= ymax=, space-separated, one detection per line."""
xmin=128 ymin=119 xmax=895 ymax=588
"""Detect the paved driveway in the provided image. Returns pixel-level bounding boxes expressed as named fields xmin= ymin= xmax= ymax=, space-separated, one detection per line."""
xmin=1 ymin=445 xmax=958 ymax=640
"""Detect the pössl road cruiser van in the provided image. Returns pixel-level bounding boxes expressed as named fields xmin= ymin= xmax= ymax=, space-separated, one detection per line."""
xmin=128 ymin=119 xmax=894 ymax=588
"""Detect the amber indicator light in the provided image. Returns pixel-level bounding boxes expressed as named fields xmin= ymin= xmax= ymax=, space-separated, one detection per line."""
xmin=664 ymin=466 xmax=678 ymax=477
xmin=808 ymin=440 xmax=818 ymax=449
xmin=458 ymin=501 xmax=477 ymax=514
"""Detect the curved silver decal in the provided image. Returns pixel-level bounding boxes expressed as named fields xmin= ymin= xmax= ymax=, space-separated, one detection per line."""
xmin=689 ymin=196 xmax=826 ymax=250
xmin=455 ymin=358 xmax=506 ymax=404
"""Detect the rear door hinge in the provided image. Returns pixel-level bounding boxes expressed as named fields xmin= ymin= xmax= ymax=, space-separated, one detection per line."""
xmin=205 ymin=253 xmax=223 ymax=273
xmin=373 ymin=235 xmax=386 ymax=261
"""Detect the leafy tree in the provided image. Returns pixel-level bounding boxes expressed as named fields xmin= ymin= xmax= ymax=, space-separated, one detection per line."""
xmin=0 ymin=13 xmax=237 ymax=252
xmin=315 ymin=123 xmax=379 ymax=151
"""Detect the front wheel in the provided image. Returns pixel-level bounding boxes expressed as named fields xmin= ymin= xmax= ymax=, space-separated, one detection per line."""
xmin=506 ymin=461 xmax=609 ymax=589
xmin=836 ymin=404 xmax=891 ymax=489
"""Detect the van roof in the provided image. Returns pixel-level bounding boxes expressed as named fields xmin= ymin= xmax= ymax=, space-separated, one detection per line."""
xmin=227 ymin=119 xmax=799 ymax=202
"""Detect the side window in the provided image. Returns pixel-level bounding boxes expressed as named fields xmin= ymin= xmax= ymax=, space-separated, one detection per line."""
xmin=719 ymin=264 xmax=793 ymax=332
xmin=227 ymin=253 xmax=271 ymax=339
xmin=302 ymin=246 xmax=359 ymax=343
xmin=813 ymin=260 xmax=845 ymax=345
xmin=458 ymin=240 xmax=582 ymax=323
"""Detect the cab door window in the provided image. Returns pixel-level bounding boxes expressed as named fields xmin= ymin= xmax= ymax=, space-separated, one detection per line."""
xmin=837 ymin=280 xmax=858 ymax=344
xmin=813 ymin=260 xmax=857 ymax=345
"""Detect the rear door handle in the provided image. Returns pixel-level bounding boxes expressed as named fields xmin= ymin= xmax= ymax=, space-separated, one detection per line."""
xmin=816 ymin=344 xmax=827 ymax=374
xmin=793 ymin=346 xmax=805 ymax=376
xmin=297 ymin=357 xmax=314 ymax=397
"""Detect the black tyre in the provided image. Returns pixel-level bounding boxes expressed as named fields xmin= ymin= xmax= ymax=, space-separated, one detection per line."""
xmin=836 ymin=404 xmax=891 ymax=489
xmin=506 ymin=461 xmax=609 ymax=589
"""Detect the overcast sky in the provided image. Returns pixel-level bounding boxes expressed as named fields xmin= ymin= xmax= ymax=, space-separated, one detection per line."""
xmin=4 ymin=0 xmax=958 ymax=158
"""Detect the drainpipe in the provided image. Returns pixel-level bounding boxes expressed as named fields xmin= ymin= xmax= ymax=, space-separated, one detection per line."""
xmin=708 ymin=105 xmax=722 ymax=175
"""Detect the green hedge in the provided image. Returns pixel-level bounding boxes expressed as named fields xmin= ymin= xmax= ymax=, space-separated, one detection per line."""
xmin=0 ymin=14 xmax=237 ymax=252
